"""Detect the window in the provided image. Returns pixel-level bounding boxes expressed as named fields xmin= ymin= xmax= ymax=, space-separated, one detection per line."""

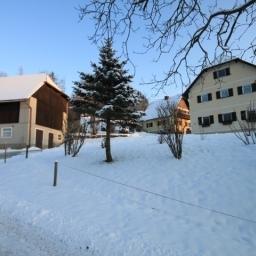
xmin=218 ymin=112 xmax=236 ymax=125
xmin=213 ymin=68 xmax=230 ymax=79
xmin=1 ymin=127 xmax=12 ymax=138
xmin=201 ymin=94 xmax=209 ymax=102
xmin=237 ymin=83 xmax=256 ymax=95
xmin=58 ymin=134 xmax=62 ymax=140
xmin=157 ymin=120 xmax=166 ymax=126
xmin=241 ymin=110 xmax=246 ymax=120
xmin=216 ymin=88 xmax=233 ymax=99
xmin=220 ymin=89 xmax=229 ymax=98
xmin=223 ymin=113 xmax=233 ymax=123
xmin=197 ymin=93 xmax=212 ymax=103
xmin=198 ymin=115 xmax=214 ymax=127
xmin=146 ymin=122 xmax=153 ymax=128
xmin=248 ymin=110 xmax=256 ymax=122
xmin=243 ymin=84 xmax=252 ymax=94
xmin=241 ymin=110 xmax=256 ymax=122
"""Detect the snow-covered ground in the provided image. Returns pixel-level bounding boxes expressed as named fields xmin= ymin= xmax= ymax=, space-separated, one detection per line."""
xmin=0 ymin=133 xmax=255 ymax=255
xmin=0 ymin=147 xmax=40 ymax=153
xmin=0 ymin=147 xmax=41 ymax=159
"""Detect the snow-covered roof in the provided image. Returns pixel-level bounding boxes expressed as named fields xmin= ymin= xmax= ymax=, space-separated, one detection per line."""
xmin=0 ymin=73 xmax=64 ymax=102
xmin=141 ymin=95 xmax=181 ymax=121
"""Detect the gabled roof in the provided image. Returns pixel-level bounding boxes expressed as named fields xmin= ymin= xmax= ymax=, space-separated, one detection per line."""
xmin=141 ymin=95 xmax=180 ymax=121
xmin=182 ymin=58 xmax=256 ymax=98
xmin=0 ymin=73 xmax=67 ymax=102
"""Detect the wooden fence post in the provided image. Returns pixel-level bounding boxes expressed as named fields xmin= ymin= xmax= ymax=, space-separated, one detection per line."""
xmin=25 ymin=145 xmax=29 ymax=159
xmin=4 ymin=144 xmax=7 ymax=164
xmin=53 ymin=161 xmax=58 ymax=186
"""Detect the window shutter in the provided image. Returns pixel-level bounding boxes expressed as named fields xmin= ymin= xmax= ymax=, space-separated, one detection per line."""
xmin=210 ymin=115 xmax=214 ymax=124
xmin=237 ymin=86 xmax=243 ymax=95
xmin=218 ymin=114 xmax=223 ymax=123
xmin=248 ymin=110 xmax=256 ymax=122
xmin=208 ymin=93 xmax=212 ymax=101
xmin=252 ymin=82 xmax=256 ymax=92
xmin=241 ymin=111 xmax=246 ymax=120
xmin=216 ymin=91 xmax=220 ymax=99
xmin=213 ymin=71 xmax=217 ymax=79
xmin=226 ymin=68 xmax=230 ymax=76
xmin=198 ymin=117 xmax=202 ymax=125
xmin=232 ymin=112 xmax=237 ymax=121
xmin=228 ymin=88 xmax=233 ymax=97
xmin=197 ymin=96 xmax=201 ymax=103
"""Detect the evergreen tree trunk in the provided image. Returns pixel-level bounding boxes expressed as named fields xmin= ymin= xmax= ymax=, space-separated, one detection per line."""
xmin=90 ymin=115 xmax=97 ymax=135
xmin=105 ymin=118 xmax=113 ymax=162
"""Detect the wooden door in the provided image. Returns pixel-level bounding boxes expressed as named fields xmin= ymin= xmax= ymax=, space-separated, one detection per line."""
xmin=48 ymin=133 xmax=54 ymax=149
xmin=35 ymin=130 xmax=43 ymax=149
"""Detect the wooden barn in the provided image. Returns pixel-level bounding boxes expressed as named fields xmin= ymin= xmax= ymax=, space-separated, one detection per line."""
xmin=0 ymin=74 xmax=69 ymax=149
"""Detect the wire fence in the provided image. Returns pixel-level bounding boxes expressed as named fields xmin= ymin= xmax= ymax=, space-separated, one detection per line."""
xmin=60 ymin=163 xmax=256 ymax=225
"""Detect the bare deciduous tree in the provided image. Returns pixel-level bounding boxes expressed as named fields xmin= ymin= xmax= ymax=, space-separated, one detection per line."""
xmin=63 ymin=115 xmax=88 ymax=157
xmin=79 ymin=0 xmax=256 ymax=89
xmin=232 ymin=101 xmax=256 ymax=145
xmin=157 ymin=100 xmax=184 ymax=159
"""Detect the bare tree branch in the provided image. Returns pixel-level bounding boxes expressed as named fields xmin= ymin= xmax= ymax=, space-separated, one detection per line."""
xmin=79 ymin=0 xmax=256 ymax=90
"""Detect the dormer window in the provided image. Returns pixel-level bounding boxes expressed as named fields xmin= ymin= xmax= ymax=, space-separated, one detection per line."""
xmin=213 ymin=68 xmax=230 ymax=79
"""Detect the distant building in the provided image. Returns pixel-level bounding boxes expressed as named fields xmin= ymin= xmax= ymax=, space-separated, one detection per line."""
xmin=0 ymin=74 xmax=69 ymax=149
xmin=141 ymin=95 xmax=190 ymax=134
xmin=182 ymin=58 xmax=256 ymax=133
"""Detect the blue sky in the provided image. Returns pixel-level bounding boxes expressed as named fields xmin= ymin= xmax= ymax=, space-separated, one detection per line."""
xmin=0 ymin=0 xmax=187 ymax=100
xmin=0 ymin=1 xmax=254 ymax=101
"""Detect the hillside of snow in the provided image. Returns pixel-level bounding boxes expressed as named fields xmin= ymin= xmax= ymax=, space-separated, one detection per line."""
xmin=0 ymin=133 xmax=255 ymax=256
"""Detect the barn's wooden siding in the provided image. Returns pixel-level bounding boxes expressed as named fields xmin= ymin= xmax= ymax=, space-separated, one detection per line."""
xmin=33 ymin=84 xmax=68 ymax=130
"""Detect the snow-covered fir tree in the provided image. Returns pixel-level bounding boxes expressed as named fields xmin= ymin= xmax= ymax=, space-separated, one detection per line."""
xmin=73 ymin=39 xmax=143 ymax=162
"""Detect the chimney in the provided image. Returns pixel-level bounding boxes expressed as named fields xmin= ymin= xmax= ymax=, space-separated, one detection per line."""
xmin=164 ymin=96 xmax=169 ymax=100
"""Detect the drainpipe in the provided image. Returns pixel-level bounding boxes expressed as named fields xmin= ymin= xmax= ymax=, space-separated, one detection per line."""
xmin=23 ymin=100 xmax=32 ymax=147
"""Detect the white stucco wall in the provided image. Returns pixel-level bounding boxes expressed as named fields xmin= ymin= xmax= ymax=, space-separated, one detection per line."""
xmin=188 ymin=61 xmax=256 ymax=133
xmin=0 ymin=100 xmax=30 ymax=148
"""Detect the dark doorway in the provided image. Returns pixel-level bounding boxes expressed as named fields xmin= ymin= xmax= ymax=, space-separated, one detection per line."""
xmin=36 ymin=129 xmax=43 ymax=149
xmin=48 ymin=133 xmax=54 ymax=148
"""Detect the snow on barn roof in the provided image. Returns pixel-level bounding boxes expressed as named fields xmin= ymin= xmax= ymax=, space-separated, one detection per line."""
xmin=141 ymin=95 xmax=181 ymax=121
xmin=0 ymin=73 xmax=64 ymax=102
